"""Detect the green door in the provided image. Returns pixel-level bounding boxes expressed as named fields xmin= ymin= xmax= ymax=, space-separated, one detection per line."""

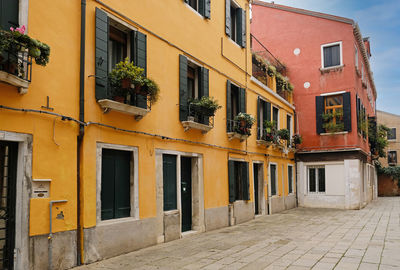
xmin=163 ymin=154 xmax=177 ymax=211
xmin=180 ymin=157 xmax=192 ymax=232
xmin=253 ymin=163 xmax=259 ymax=215
xmin=101 ymin=149 xmax=131 ymax=220
xmin=0 ymin=141 xmax=18 ymax=270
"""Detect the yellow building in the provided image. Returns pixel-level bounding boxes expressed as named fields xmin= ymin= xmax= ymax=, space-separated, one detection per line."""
xmin=0 ymin=0 xmax=296 ymax=268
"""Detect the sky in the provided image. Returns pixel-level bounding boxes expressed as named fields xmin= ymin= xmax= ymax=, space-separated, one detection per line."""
xmin=259 ymin=0 xmax=400 ymax=115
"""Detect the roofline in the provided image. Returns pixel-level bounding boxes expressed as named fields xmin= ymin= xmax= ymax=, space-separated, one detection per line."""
xmin=252 ymin=0 xmax=377 ymax=99
xmin=377 ymin=110 xmax=400 ymax=118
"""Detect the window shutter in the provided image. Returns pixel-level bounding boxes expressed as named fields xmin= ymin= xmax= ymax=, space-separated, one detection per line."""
xmin=241 ymin=9 xmax=246 ymax=48
xmin=242 ymin=162 xmax=250 ymax=201
xmin=264 ymin=101 xmax=271 ymax=122
xmin=0 ymin=0 xmax=19 ymax=30
xmin=205 ymin=0 xmax=211 ymax=19
xmin=135 ymin=31 xmax=147 ymax=76
xmin=163 ymin=154 xmax=178 ymax=211
xmin=257 ymin=97 xmax=261 ymax=140
xmin=114 ymin=150 xmax=131 ymax=218
xmin=101 ymin=152 xmax=115 ymax=220
xmin=199 ymin=0 xmax=205 ymax=17
xmin=95 ymin=8 xmax=109 ymax=100
xmin=199 ymin=67 xmax=210 ymax=125
xmin=239 ymin=88 xmax=246 ymax=113
xmin=343 ymin=92 xmax=351 ymax=132
xmin=236 ymin=8 xmax=243 ymax=46
xmin=228 ymin=160 xmax=235 ymax=203
xmin=225 ymin=0 xmax=231 ymax=36
xmin=356 ymin=96 xmax=359 ymax=132
xmin=179 ymin=55 xmax=189 ymax=121
xmin=129 ymin=31 xmax=146 ymax=109
xmin=316 ymin=96 xmax=324 ymax=134
xmin=226 ymin=80 xmax=232 ymax=132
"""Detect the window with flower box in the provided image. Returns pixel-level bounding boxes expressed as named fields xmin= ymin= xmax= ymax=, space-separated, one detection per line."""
xmin=316 ymin=92 xmax=351 ymax=134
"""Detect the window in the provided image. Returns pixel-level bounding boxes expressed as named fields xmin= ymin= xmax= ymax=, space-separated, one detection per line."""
xmin=225 ymin=0 xmax=246 ymax=48
xmin=257 ymin=97 xmax=271 ymax=140
xmin=321 ymin=42 xmax=342 ymax=68
xmin=101 ymin=149 xmax=132 ymax=220
xmin=316 ymin=92 xmax=351 ymax=134
xmin=388 ymin=128 xmax=396 ymax=140
xmin=228 ymin=160 xmax=249 ymax=202
xmin=354 ymin=45 xmax=359 ymax=69
xmin=226 ymin=80 xmax=246 ymax=132
xmin=287 ymin=114 xmax=292 ymax=146
xmin=272 ymin=106 xmax=279 ymax=130
xmin=185 ymin=0 xmax=210 ymax=18
xmin=95 ymin=8 xmax=147 ymax=108
xmin=0 ymin=0 xmax=19 ymax=30
xmin=288 ymin=165 xmax=293 ymax=194
xmin=308 ymin=166 xmax=325 ymax=193
xmin=270 ymin=163 xmax=277 ymax=196
xmin=388 ymin=151 xmax=397 ymax=166
xmin=179 ymin=55 xmax=209 ymax=124
xmin=356 ymin=97 xmax=367 ymax=138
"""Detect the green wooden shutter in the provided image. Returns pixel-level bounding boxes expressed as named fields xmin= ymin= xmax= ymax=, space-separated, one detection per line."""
xmin=228 ymin=160 xmax=235 ymax=203
xmin=114 ymin=150 xmax=131 ymax=218
xmin=226 ymin=80 xmax=232 ymax=131
xmin=101 ymin=151 xmax=115 ymax=220
xmin=199 ymin=0 xmax=205 ymax=17
xmin=257 ymin=97 xmax=261 ymax=139
xmin=236 ymin=8 xmax=243 ymax=47
xmin=316 ymin=96 xmax=324 ymax=134
xmin=241 ymin=9 xmax=246 ymax=48
xmin=343 ymin=92 xmax=351 ymax=132
xmin=95 ymin=8 xmax=109 ymax=100
xmin=163 ymin=154 xmax=177 ymax=211
xmin=264 ymin=101 xmax=271 ymax=122
xmin=130 ymin=31 xmax=146 ymax=109
xmin=239 ymin=88 xmax=246 ymax=113
xmin=205 ymin=0 xmax=211 ymax=19
xmin=0 ymin=0 xmax=19 ymax=30
xmin=199 ymin=67 xmax=210 ymax=125
xmin=356 ymin=96 xmax=360 ymax=133
xmin=179 ymin=55 xmax=188 ymax=121
xmin=136 ymin=31 xmax=147 ymax=76
xmin=242 ymin=162 xmax=250 ymax=200
xmin=225 ymin=0 xmax=231 ymax=36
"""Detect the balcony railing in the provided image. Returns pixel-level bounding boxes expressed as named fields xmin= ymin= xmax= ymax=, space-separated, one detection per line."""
xmin=0 ymin=46 xmax=32 ymax=82
xmin=181 ymin=104 xmax=215 ymax=133
xmin=227 ymin=119 xmax=253 ymax=141
xmin=251 ymin=34 xmax=286 ymax=76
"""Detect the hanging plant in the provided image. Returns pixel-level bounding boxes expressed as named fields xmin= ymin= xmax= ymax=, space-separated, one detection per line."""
xmin=234 ymin=113 xmax=256 ymax=136
xmin=189 ymin=96 xmax=221 ymax=117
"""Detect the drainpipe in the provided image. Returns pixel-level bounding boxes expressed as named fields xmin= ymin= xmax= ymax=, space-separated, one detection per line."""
xmin=77 ymin=0 xmax=86 ymax=266
xmin=48 ymin=200 xmax=68 ymax=270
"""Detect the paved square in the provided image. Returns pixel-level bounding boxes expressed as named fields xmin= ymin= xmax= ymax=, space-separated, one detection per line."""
xmin=74 ymin=198 xmax=400 ymax=269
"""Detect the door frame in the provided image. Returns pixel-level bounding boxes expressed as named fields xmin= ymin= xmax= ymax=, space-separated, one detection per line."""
xmin=252 ymin=161 xmax=265 ymax=216
xmin=0 ymin=131 xmax=32 ymax=270
xmin=155 ymin=149 xmax=204 ymax=241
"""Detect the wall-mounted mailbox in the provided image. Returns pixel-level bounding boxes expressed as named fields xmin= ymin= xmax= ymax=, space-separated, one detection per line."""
xmin=32 ymin=179 xmax=51 ymax=198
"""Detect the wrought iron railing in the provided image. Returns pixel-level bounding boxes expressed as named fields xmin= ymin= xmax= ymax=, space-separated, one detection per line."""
xmin=227 ymin=119 xmax=252 ymax=136
xmin=107 ymin=83 xmax=151 ymax=111
xmin=0 ymin=46 xmax=32 ymax=82
xmin=186 ymin=103 xmax=215 ymax=127
xmin=251 ymin=34 xmax=286 ymax=76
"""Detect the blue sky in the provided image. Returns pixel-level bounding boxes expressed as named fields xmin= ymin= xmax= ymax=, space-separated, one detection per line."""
xmin=259 ymin=0 xmax=400 ymax=115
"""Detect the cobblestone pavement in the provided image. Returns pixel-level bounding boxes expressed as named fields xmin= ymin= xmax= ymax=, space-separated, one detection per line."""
xmin=74 ymin=197 xmax=400 ymax=270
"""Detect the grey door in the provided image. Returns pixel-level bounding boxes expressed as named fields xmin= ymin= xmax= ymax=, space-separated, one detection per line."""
xmin=180 ymin=157 xmax=192 ymax=232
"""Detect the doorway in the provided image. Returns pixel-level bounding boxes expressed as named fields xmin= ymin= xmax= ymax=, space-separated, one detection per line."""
xmin=0 ymin=141 xmax=18 ymax=270
xmin=180 ymin=157 xmax=192 ymax=232
xmin=253 ymin=163 xmax=264 ymax=215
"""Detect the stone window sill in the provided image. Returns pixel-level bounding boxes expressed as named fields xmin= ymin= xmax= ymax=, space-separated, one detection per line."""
xmin=320 ymin=65 xmax=344 ymax=74
xmin=0 ymin=70 xmax=29 ymax=94
xmin=98 ymin=99 xmax=149 ymax=120
xmin=320 ymin=131 xmax=348 ymax=136
xmin=182 ymin=120 xmax=213 ymax=134
xmin=227 ymin=132 xmax=249 ymax=142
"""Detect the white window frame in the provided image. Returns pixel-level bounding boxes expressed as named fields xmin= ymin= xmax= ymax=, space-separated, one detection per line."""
xmin=286 ymin=113 xmax=293 ymax=142
xmin=96 ymin=143 xmax=139 ymax=224
xmin=187 ymin=58 xmax=203 ymax=99
xmin=307 ymin=165 xmax=326 ymax=194
xmin=321 ymin=41 xmax=343 ymax=69
xmin=269 ymin=162 xmax=278 ymax=197
xmin=229 ymin=0 xmax=241 ymax=44
xmin=184 ymin=0 xmax=205 ymax=18
xmin=288 ymin=164 xmax=294 ymax=194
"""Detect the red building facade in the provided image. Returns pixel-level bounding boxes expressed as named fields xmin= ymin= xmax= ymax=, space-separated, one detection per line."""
xmin=251 ymin=1 xmax=378 ymax=209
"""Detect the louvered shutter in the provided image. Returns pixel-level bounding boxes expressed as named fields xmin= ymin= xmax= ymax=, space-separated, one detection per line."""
xmin=343 ymin=92 xmax=351 ymax=132
xmin=228 ymin=160 xmax=235 ymax=203
xmin=226 ymin=80 xmax=232 ymax=132
xmin=0 ymin=0 xmax=19 ymax=30
xmin=205 ymin=0 xmax=211 ymax=18
xmin=257 ymin=97 xmax=261 ymax=140
xmin=136 ymin=31 xmax=147 ymax=76
xmin=242 ymin=162 xmax=250 ymax=201
xmin=316 ymin=96 xmax=324 ymax=134
xmin=241 ymin=9 xmax=246 ymax=48
xmin=179 ymin=55 xmax=188 ymax=121
xmin=225 ymin=0 xmax=231 ymax=36
xmin=95 ymin=8 xmax=109 ymax=100
xmin=114 ymin=150 xmax=131 ymax=218
xmin=199 ymin=67 xmax=210 ymax=125
xmin=265 ymin=101 xmax=271 ymax=122
xmin=199 ymin=0 xmax=205 ymax=17
xmin=239 ymin=88 xmax=246 ymax=113
xmin=236 ymin=8 xmax=243 ymax=46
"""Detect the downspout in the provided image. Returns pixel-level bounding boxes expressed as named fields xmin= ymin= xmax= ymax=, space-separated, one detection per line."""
xmin=77 ymin=0 xmax=86 ymax=266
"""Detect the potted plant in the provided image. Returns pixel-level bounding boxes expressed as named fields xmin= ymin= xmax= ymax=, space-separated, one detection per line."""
xmin=234 ymin=113 xmax=256 ymax=136
xmin=291 ymin=134 xmax=303 ymax=147
xmin=277 ymin=129 xmax=290 ymax=141
xmin=322 ymin=111 xmax=344 ymax=133
xmin=267 ymin=65 xmax=276 ymax=77
xmin=189 ymin=96 xmax=221 ymax=119
xmin=262 ymin=120 xmax=277 ymax=142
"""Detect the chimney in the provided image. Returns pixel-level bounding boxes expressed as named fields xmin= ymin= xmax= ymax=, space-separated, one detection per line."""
xmin=363 ymin=37 xmax=371 ymax=58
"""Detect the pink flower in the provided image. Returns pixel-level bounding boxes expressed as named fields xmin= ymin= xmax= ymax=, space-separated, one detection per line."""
xmin=10 ymin=27 xmax=14 ymax=31
xmin=10 ymin=25 xmax=25 ymax=34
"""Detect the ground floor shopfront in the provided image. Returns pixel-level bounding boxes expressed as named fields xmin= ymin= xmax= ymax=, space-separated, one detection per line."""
xmin=296 ymin=150 xmax=377 ymax=210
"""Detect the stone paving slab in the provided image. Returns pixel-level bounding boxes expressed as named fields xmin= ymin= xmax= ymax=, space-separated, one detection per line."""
xmin=73 ymin=198 xmax=400 ymax=270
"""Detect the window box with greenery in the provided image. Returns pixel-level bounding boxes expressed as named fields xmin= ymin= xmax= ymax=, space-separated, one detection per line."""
xmin=322 ymin=110 xmax=345 ymax=133
xmin=183 ymin=96 xmax=221 ymax=133
xmin=0 ymin=26 xmax=50 ymax=94
xmin=316 ymin=93 xmax=351 ymax=134
xmin=290 ymin=134 xmax=303 ymax=152
xmin=257 ymin=120 xmax=277 ymax=147
xmin=98 ymin=59 xmax=159 ymax=120
xmin=275 ymin=128 xmax=290 ymax=149
xmin=228 ymin=112 xmax=255 ymax=141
